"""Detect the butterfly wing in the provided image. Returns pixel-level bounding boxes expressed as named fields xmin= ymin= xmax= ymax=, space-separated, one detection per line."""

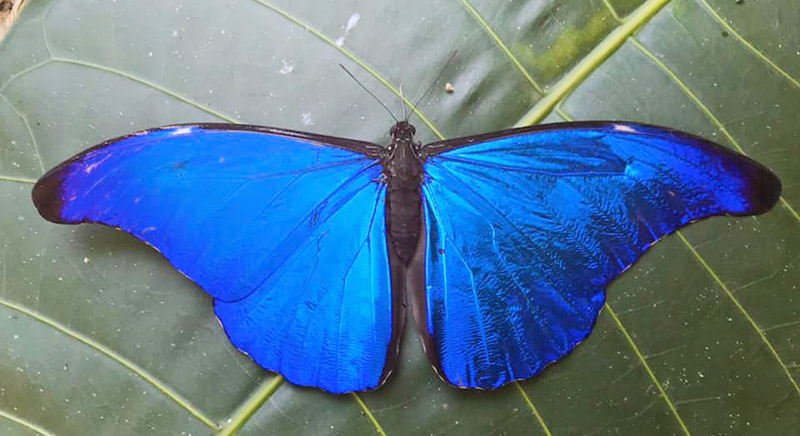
xmin=418 ymin=122 xmax=781 ymax=389
xmin=33 ymin=124 xmax=400 ymax=393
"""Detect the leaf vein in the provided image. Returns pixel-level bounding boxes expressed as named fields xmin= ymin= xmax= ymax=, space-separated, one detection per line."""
xmin=351 ymin=393 xmax=388 ymax=436
xmin=0 ymin=297 xmax=218 ymax=429
xmin=514 ymin=0 xmax=673 ymax=127
xmin=514 ymin=383 xmax=554 ymax=436
xmin=0 ymin=92 xmax=45 ymax=173
xmin=0 ymin=174 xmax=36 ymax=184
xmin=0 ymin=408 xmax=56 ymax=436
xmin=695 ymin=0 xmax=800 ymax=89
xmin=249 ymin=0 xmax=444 ymax=140
xmin=51 ymin=58 xmax=238 ymax=124
xmin=602 ymin=0 xmax=624 ymax=22
xmin=605 ymin=304 xmax=692 ymax=436
xmin=0 ymin=60 xmax=53 ymax=93
xmin=629 ymin=38 xmax=800 ymax=223
xmin=676 ymin=232 xmax=800 ymax=395
xmin=455 ymin=0 xmax=544 ymax=94
xmin=559 ymin=106 xmax=800 ymax=397
xmin=217 ymin=376 xmax=284 ymax=436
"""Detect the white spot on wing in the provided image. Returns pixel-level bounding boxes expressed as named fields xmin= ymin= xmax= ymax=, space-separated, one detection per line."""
xmin=301 ymin=113 xmax=314 ymax=126
xmin=335 ymin=12 xmax=361 ymax=47
xmin=613 ymin=124 xmax=637 ymax=133
xmin=84 ymin=154 xmax=112 ymax=174
xmin=171 ymin=127 xmax=194 ymax=136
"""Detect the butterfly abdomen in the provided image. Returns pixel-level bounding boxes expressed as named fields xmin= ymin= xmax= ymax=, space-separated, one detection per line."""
xmin=386 ymin=181 xmax=422 ymax=264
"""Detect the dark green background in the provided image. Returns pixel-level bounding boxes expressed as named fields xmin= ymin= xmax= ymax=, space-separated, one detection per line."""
xmin=0 ymin=0 xmax=797 ymax=435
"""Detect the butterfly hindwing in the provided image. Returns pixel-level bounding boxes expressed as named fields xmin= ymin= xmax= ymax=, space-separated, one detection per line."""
xmin=215 ymin=174 xmax=394 ymax=393
xmin=419 ymin=122 xmax=780 ymax=389
xmin=33 ymin=124 xmax=399 ymax=393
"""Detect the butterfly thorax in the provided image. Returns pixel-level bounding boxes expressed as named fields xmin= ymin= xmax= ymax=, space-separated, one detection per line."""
xmin=383 ymin=121 xmax=424 ymax=265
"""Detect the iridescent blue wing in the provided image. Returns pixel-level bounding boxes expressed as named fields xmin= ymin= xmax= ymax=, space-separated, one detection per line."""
xmin=418 ymin=122 xmax=781 ymax=389
xmin=33 ymin=124 xmax=401 ymax=393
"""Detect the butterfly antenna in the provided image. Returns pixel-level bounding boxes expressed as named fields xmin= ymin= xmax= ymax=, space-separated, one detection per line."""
xmin=406 ymin=50 xmax=459 ymax=122
xmin=400 ymin=84 xmax=408 ymax=121
xmin=339 ymin=64 xmax=398 ymax=123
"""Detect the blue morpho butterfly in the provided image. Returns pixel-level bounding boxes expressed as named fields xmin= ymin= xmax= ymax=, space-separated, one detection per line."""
xmin=32 ymin=96 xmax=780 ymax=394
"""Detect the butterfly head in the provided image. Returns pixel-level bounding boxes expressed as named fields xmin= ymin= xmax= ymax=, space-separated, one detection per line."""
xmin=386 ymin=121 xmax=422 ymax=163
xmin=389 ymin=121 xmax=416 ymax=140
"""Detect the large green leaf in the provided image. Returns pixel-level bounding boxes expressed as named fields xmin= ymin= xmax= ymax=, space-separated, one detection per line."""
xmin=1 ymin=0 xmax=797 ymax=434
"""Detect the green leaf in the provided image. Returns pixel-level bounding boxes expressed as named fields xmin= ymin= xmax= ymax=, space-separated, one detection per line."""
xmin=1 ymin=0 xmax=797 ymax=434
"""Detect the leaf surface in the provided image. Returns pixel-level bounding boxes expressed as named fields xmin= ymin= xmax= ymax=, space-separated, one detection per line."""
xmin=0 ymin=0 xmax=797 ymax=435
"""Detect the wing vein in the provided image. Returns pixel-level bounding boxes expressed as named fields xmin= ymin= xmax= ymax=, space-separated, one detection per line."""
xmin=447 ymin=230 xmax=492 ymax=369
xmin=225 ymin=162 xmax=379 ymax=304
xmin=334 ymin=185 xmax=385 ymax=386
xmin=433 ymin=155 xmax=624 ymax=177
xmin=427 ymin=162 xmax=588 ymax=318
xmin=487 ymin=224 xmax=538 ymax=373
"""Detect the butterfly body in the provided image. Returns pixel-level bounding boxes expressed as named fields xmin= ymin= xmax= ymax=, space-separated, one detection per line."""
xmin=33 ymin=121 xmax=780 ymax=393
xmin=383 ymin=121 xmax=425 ymax=265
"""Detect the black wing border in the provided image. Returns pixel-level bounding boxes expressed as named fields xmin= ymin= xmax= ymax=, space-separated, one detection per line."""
xmin=98 ymin=123 xmax=386 ymax=156
xmin=423 ymin=120 xmax=719 ymax=156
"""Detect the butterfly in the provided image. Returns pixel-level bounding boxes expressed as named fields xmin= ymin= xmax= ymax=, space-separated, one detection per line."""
xmin=32 ymin=120 xmax=781 ymax=394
